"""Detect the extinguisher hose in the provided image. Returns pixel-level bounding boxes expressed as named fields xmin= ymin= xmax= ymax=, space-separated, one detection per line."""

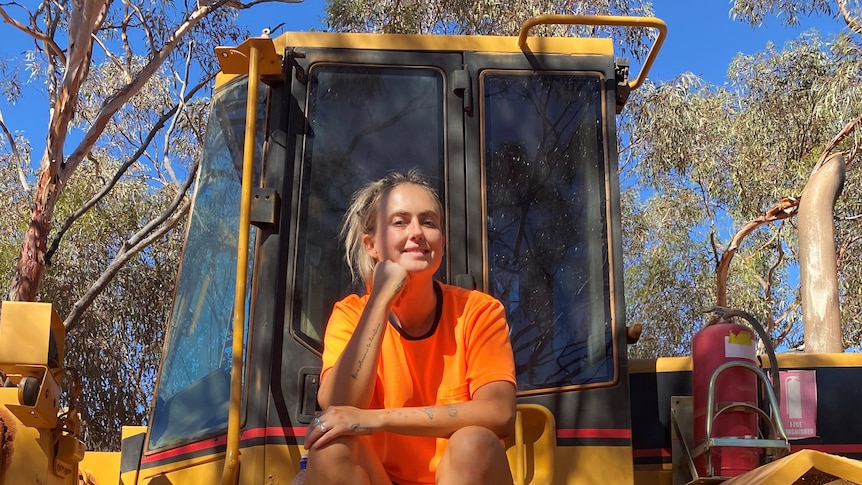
xmin=703 ymin=306 xmax=781 ymax=403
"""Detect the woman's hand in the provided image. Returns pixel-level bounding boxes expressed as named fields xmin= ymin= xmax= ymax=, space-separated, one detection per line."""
xmin=370 ymin=260 xmax=408 ymax=304
xmin=304 ymin=406 xmax=375 ymax=450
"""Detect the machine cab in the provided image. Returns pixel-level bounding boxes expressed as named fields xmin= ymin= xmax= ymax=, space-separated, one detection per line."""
xmin=131 ymin=16 xmax=666 ymax=485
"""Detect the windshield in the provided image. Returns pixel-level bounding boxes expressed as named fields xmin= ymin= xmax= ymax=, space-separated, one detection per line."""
xmin=148 ymin=76 xmax=266 ymax=451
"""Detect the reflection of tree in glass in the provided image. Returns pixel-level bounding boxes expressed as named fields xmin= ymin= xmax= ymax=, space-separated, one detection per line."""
xmin=485 ymin=74 xmax=608 ymax=389
xmin=148 ymin=80 xmax=266 ymax=449
xmin=297 ymin=67 xmax=444 ymax=342
xmin=158 ymin=81 xmax=263 ymax=397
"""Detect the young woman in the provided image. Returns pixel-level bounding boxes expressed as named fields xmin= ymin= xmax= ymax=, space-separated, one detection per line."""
xmin=304 ymin=170 xmax=517 ymax=485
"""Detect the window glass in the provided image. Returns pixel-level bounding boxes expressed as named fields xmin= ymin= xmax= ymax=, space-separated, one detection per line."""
xmin=483 ymin=72 xmax=614 ymax=392
xmin=149 ymin=77 xmax=265 ymax=450
xmin=294 ymin=65 xmax=446 ymax=351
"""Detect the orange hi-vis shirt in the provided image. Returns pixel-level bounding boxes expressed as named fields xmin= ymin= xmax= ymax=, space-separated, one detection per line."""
xmin=321 ymin=282 xmax=517 ymax=485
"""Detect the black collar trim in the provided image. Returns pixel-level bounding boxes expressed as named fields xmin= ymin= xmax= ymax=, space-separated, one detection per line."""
xmin=389 ymin=282 xmax=443 ymax=341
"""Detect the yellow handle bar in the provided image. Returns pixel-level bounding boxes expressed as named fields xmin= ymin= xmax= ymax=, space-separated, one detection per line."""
xmin=518 ymin=14 xmax=667 ymax=90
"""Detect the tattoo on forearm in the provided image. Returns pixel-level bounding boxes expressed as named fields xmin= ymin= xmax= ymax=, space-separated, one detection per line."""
xmin=422 ymin=407 xmax=434 ymax=420
xmin=446 ymin=405 xmax=458 ymax=417
xmin=351 ymin=324 xmax=381 ymax=379
xmin=351 ymin=423 xmax=368 ymax=432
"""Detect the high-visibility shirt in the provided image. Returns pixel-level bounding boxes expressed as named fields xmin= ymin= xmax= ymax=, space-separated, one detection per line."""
xmin=321 ymin=282 xmax=517 ymax=485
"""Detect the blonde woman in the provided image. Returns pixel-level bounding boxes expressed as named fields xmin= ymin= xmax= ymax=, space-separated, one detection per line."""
xmin=305 ymin=170 xmax=517 ymax=485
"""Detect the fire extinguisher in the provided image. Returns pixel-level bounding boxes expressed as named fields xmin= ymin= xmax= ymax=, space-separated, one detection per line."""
xmin=691 ymin=307 xmax=780 ymax=478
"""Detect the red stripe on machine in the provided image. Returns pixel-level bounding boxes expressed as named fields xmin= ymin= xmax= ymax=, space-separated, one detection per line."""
xmin=141 ymin=427 xmax=308 ymax=463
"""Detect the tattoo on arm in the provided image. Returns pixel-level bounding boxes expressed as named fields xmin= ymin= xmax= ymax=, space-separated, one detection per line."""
xmin=351 ymin=423 xmax=368 ymax=432
xmin=446 ymin=405 xmax=458 ymax=417
xmin=422 ymin=407 xmax=435 ymax=420
xmin=351 ymin=325 xmax=381 ymax=379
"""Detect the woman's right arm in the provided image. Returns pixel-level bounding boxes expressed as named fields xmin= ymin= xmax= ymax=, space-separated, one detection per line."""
xmin=317 ymin=261 xmax=406 ymax=409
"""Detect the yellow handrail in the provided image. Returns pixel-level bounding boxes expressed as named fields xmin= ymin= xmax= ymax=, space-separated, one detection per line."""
xmin=505 ymin=404 xmax=556 ymax=485
xmin=518 ymin=14 xmax=667 ymax=90
xmin=219 ymin=37 xmax=272 ymax=485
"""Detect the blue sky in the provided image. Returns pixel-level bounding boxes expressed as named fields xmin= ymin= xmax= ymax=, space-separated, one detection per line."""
xmin=650 ymin=2 xmax=839 ymax=82
xmin=233 ymin=1 xmax=842 ymax=84
xmin=0 ymin=2 xmax=843 ymax=167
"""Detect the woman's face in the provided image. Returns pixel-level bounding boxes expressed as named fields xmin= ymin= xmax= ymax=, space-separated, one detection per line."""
xmin=364 ymin=183 xmax=445 ymax=277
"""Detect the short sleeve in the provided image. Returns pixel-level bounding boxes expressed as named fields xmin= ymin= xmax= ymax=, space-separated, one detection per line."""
xmin=320 ymin=294 xmax=364 ymax=381
xmin=463 ymin=293 xmax=517 ymax=396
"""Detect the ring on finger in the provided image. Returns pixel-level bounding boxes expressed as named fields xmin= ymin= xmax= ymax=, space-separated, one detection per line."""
xmin=313 ymin=417 xmax=327 ymax=432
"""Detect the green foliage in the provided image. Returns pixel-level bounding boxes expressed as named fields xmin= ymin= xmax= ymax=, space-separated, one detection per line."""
xmin=730 ymin=0 xmax=834 ymax=27
xmin=622 ymin=28 xmax=862 ymax=356
xmin=38 ymin=159 xmax=182 ymax=450
xmin=325 ymin=0 xmax=657 ymax=58
xmin=0 ymin=137 xmax=32 ymax=301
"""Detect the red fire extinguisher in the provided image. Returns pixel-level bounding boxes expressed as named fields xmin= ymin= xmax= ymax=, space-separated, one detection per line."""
xmin=691 ymin=318 xmax=759 ymax=477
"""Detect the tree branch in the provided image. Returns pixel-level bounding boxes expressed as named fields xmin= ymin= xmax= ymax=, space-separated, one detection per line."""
xmin=48 ymin=0 xmax=108 ymax=180
xmin=0 ymin=107 xmax=28 ymax=191
xmin=127 ymin=0 xmax=157 ymax=54
xmin=63 ymin=157 xmax=200 ymax=331
xmin=91 ymin=32 xmax=132 ymax=84
xmin=44 ymin=72 xmax=215 ymax=265
xmin=837 ymin=0 xmax=862 ymax=37
xmin=63 ymin=198 xmax=192 ymax=331
xmin=127 ymin=157 xmax=199 ymax=252
xmin=815 ymin=113 xmax=861 ymax=170
xmin=0 ymin=5 xmax=67 ymax=64
xmin=60 ymin=2 xmax=217 ymax=183
xmin=162 ymin=41 xmax=196 ymax=186
xmin=716 ymin=197 xmax=798 ymax=306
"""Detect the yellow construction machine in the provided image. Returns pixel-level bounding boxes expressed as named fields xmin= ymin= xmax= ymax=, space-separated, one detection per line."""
xmin=2 ymin=13 xmax=862 ymax=485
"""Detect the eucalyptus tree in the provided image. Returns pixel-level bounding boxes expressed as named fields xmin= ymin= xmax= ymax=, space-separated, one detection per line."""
xmin=0 ymin=0 xmax=297 ymax=451
xmin=622 ymin=5 xmax=862 ymax=356
xmin=0 ymin=0 xmax=294 ymax=319
xmin=325 ymin=0 xmax=657 ymax=55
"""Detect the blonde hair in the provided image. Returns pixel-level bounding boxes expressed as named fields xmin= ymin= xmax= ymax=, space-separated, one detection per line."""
xmin=341 ymin=169 xmax=442 ymax=284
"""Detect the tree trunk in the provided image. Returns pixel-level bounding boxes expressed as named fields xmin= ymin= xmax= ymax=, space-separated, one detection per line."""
xmin=798 ymin=153 xmax=846 ymax=353
xmin=8 ymin=163 xmax=61 ymax=302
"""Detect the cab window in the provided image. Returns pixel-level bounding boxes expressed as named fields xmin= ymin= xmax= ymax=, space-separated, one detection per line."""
xmin=148 ymin=77 xmax=265 ymax=450
xmin=483 ymin=71 xmax=614 ymax=392
xmin=292 ymin=64 xmax=446 ymax=352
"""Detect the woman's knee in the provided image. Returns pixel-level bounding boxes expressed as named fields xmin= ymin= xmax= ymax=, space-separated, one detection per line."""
xmin=306 ymin=436 xmax=390 ymax=485
xmin=437 ymin=426 xmax=512 ymax=484
xmin=447 ymin=426 xmax=506 ymax=458
xmin=306 ymin=436 xmax=361 ymax=483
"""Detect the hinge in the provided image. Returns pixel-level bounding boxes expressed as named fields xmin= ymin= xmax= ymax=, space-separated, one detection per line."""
xmin=615 ymin=57 xmax=631 ymax=114
xmin=451 ymin=69 xmax=473 ymax=115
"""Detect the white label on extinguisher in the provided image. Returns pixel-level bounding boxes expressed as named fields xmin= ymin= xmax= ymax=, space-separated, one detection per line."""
xmin=724 ymin=330 xmax=756 ymax=361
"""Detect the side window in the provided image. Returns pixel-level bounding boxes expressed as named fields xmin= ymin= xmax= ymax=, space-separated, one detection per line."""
xmin=292 ymin=65 xmax=446 ymax=352
xmin=482 ymin=71 xmax=615 ymax=392
xmin=149 ymin=77 xmax=266 ymax=451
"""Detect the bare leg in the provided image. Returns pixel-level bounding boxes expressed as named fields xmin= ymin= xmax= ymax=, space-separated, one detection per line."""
xmin=306 ymin=435 xmax=392 ymax=485
xmin=436 ymin=426 xmax=513 ymax=485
